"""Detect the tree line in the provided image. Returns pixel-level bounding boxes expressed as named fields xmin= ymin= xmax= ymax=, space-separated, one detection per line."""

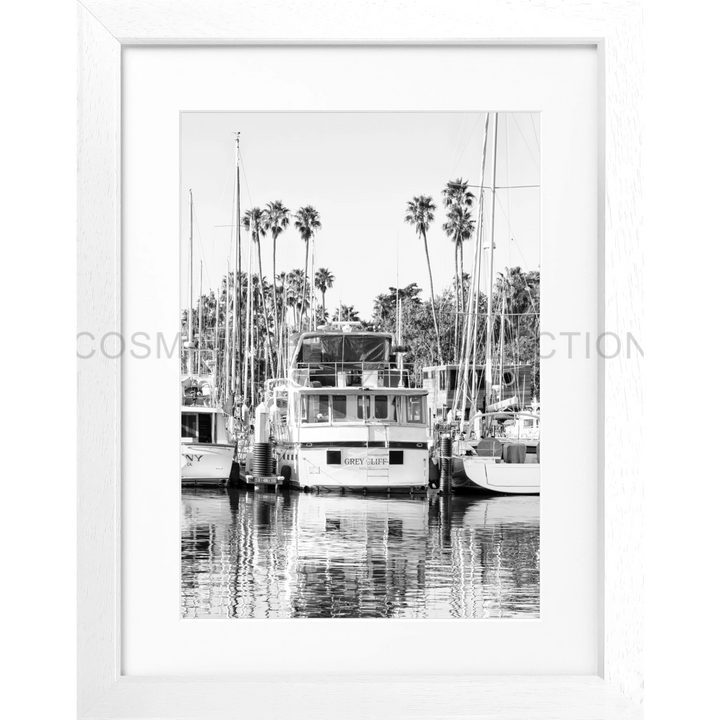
xmin=183 ymin=183 xmax=540 ymax=404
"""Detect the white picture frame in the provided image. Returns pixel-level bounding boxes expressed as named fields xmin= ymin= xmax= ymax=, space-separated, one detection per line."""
xmin=77 ymin=1 xmax=643 ymax=717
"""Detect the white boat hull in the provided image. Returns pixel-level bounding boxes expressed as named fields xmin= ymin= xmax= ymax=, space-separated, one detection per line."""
xmin=278 ymin=445 xmax=428 ymax=492
xmin=457 ymin=456 xmax=540 ymax=495
xmin=181 ymin=443 xmax=235 ymax=484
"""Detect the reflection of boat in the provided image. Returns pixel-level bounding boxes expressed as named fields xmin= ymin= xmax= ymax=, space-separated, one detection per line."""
xmin=266 ymin=324 xmax=430 ymax=492
xmin=181 ymin=487 xmax=539 ymax=619
xmin=455 ymin=493 xmax=539 ymax=526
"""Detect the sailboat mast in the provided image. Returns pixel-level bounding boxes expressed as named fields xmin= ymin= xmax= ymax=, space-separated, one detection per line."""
xmin=455 ymin=113 xmax=490 ymax=424
xmin=498 ymin=275 xmax=506 ymax=403
xmin=198 ymin=260 xmax=203 ymax=367
xmin=311 ymin=235 xmax=317 ymax=330
xmin=188 ymin=189 xmax=195 ymax=375
xmin=243 ymin=216 xmax=253 ymax=406
xmin=230 ymin=133 xmax=242 ymax=405
xmin=223 ymin=260 xmax=230 ymax=402
xmin=470 ymin=114 xmax=490 ymax=418
xmin=484 ymin=113 xmax=499 ymax=406
xmin=214 ymin=282 xmax=220 ymax=398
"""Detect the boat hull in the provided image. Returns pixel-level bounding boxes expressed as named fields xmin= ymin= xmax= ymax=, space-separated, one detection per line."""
xmin=278 ymin=445 xmax=428 ymax=492
xmin=181 ymin=443 xmax=235 ymax=484
xmin=457 ymin=456 xmax=540 ymax=495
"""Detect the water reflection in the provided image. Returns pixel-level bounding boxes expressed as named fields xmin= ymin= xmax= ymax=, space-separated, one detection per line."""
xmin=181 ymin=488 xmax=539 ymax=619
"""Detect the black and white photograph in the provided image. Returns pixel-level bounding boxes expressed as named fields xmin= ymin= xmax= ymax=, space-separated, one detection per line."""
xmin=180 ymin=112 xmax=541 ymax=619
xmin=0 ymin=0 xmax=665 ymax=715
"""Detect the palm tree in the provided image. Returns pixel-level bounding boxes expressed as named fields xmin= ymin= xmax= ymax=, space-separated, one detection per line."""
xmin=332 ymin=304 xmax=360 ymax=322
xmin=293 ymin=205 xmax=322 ymax=329
xmin=314 ymin=267 xmax=335 ymax=325
xmin=286 ymin=269 xmax=307 ymax=330
xmin=442 ymin=179 xmax=475 ymax=362
xmin=404 ymin=195 xmax=443 ymax=364
xmin=262 ymin=201 xmax=290 ymax=355
xmin=442 ymin=204 xmax=476 ymax=363
xmin=242 ymin=207 xmax=274 ymax=374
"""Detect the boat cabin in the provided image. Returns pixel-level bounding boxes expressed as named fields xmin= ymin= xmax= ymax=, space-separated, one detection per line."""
xmin=472 ymin=411 xmax=539 ymax=445
xmin=423 ymin=363 xmax=536 ymax=424
xmin=181 ymin=406 xmax=230 ymax=446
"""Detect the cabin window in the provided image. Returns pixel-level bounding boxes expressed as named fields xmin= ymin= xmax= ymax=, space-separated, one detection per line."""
xmin=331 ymin=395 xmax=348 ymax=422
xmin=448 ymin=368 xmax=457 ymax=390
xmin=181 ymin=413 xmax=198 ymax=439
xmin=302 ymin=395 xmax=330 ymax=423
xmin=181 ymin=413 xmax=213 ymax=443
xmin=439 ymin=370 xmax=446 ymax=390
xmin=406 ymin=396 xmax=425 ymax=424
xmin=356 ymin=395 xmax=371 ymax=420
xmin=374 ymin=395 xmax=398 ymax=422
xmin=198 ymin=413 xmax=213 ymax=443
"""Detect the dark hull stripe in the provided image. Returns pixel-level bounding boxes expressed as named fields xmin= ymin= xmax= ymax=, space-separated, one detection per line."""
xmin=298 ymin=441 xmax=428 ymax=450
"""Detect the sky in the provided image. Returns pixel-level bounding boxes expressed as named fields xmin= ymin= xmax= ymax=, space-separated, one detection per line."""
xmin=181 ymin=112 xmax=540 ymax=320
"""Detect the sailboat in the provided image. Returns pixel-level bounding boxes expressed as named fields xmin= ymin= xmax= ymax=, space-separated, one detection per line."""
xmin=181 ymin=189 xmax=235 ymax=484
xmin=449 ymin=113 xmax=540 ymax=494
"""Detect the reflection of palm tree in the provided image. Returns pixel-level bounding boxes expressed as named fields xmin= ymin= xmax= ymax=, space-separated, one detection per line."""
xmin=293 ymin=206 xmax=322 ymax=329
xmin=314 ymin=267 xmax=335 ymax=325
xmin=404 ymin=195 xmax=442 ymax=364
xmin=242 ymin=207 xmax=274 ymax=373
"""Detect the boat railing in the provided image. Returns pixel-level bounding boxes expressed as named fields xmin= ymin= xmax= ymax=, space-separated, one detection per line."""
xmin=288 ymin=361 xmax=420 ymax=389
xmin=270 ymin=418 xmax=290 ymax=444
xmin=182 ymin=393 xmax=215 ymax=408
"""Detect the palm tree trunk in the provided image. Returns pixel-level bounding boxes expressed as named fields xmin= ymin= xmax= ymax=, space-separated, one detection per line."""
xmin=421 ymin=230 xmax=443 ymax=364
xmin=272 ymin=231 xmax=279 ymax=370
xmin=303 ymin=239 xmax=310 ymax=330
xmin=322 ymin=290 xmax=326 ymax=324
xmin=459 ymin=236 xmax=466 ymax=351
xmin=255 ymin=236 xmax=274 ymax=376
xmin=454 ymin=242 xmax=460 ymax=363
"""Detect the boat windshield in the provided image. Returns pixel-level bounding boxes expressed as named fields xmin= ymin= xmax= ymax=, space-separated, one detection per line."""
xmin=299 ymin=394 xmax=414 ymax=424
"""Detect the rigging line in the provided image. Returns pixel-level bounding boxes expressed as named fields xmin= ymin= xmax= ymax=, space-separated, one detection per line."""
xmin=529 ymin=114 xmax=540 ymax=154
xmin=447 ymin=114 xmax=467 ymax=179
xmin=450 ymin=113 xmax=483 ymax=178
xmin=494 ymin=184 xmax=540 ymax=189
xmin=190 ymin=204 xmax=212 ymax=293
xmin=491 ymin=193 xmax=539 ymax=314
xmin=510 ymin=113 xmax=540 ymax=172
xmin=506 ymin=114 xmax=511 ymax=265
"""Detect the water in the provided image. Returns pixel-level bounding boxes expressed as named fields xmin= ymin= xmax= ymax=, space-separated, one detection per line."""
xmin=182 ymin=488 xmax=539 ymax=619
